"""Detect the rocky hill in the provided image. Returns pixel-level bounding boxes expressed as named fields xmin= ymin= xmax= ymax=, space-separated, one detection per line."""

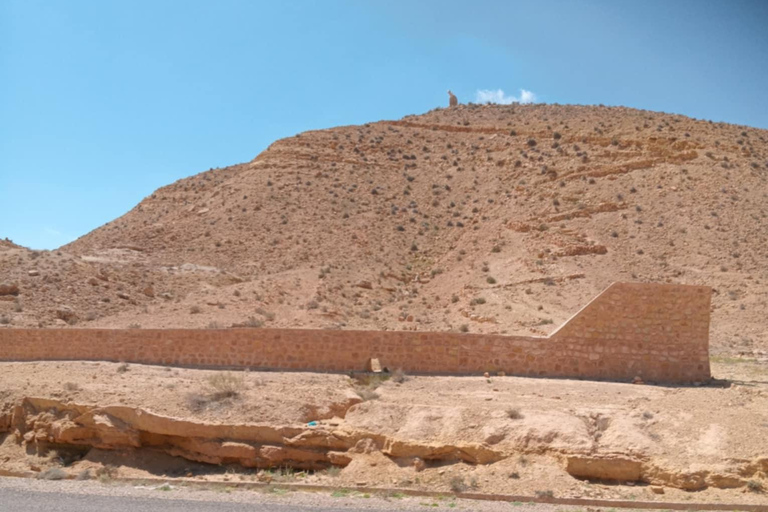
xmin=2 ymin=104 xmax=767 ymax=357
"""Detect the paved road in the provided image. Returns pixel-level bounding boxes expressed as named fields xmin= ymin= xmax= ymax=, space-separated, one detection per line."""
xmin=0 ymin=486 xmax=388 ymax=512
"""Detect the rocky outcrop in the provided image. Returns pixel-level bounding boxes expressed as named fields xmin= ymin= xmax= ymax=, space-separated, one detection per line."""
xmin=3 ymin=397 xmax=766 ymax=491
xmin=564 ymin=454 xmax=768 ymax=491
xmin=6 ymin=398 xmax=507 ymax=470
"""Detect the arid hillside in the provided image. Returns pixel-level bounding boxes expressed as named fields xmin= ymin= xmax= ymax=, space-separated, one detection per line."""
xmin=2 ymin=104 xmax=767 ymax=357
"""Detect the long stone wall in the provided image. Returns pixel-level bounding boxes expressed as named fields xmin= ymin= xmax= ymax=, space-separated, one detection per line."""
xmin=0 ymin=283 xmax=712 ymax=384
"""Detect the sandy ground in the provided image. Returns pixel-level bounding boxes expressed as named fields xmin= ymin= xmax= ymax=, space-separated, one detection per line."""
xmin=1 ymin=360 xmax=767 ymax=506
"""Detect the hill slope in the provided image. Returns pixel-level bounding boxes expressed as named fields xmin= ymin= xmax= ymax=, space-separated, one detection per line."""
xmin=2 ymin=104 xmax=767 ymax=357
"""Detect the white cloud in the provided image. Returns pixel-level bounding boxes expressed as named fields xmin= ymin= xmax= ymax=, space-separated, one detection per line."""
xmin=475 ymin=88 xmax=537 ymax=105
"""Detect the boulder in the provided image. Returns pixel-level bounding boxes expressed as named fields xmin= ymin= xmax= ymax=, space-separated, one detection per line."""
xmin=55 ymin=306 xmax=78 ymax=324
xmin=0 ymin=282 xmax=19 ymax=296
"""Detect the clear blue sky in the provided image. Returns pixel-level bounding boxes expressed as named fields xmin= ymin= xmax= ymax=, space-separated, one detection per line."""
xmin=2 ymin=0 xmax=767 ymax=250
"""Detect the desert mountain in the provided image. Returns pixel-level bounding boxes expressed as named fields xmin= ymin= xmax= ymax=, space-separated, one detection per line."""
xmin=2 ymin=104 xmax=767 ymax=357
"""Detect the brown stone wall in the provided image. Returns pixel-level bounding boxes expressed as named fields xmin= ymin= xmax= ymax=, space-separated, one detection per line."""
xmin=0 ymin=283 xmax=712 ymax=384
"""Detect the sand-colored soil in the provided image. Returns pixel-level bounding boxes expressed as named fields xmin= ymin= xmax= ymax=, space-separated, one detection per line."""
xmin=1 ymin=360 xmax=766 ymax=506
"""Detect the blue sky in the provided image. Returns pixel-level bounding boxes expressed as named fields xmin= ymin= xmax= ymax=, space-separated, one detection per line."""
xmin=2 ymin=0 xmax=767 ymax=250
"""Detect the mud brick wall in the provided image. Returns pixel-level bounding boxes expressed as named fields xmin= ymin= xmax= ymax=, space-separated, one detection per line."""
xmin=0 ymin=283 xmax=712 ymax=384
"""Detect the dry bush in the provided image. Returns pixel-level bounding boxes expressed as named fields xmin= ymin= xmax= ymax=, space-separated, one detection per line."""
xmin=63 ymin=382 xmax=80 ymax=392
xmin=116 ymin=363 xmax=129 ymax=373
xmin=254 ymin=307 xmax=275 ymax=321
xmin=506 ymin=407 xmax=524 ymax=420
xmin=0 ymin=314 xmax=10 ymax=325
xmin=391 ymin=368 xmax=408 ymax=383
xmin=243 ymin=316 xmax=263 ymax=328
xmin=207 ymin=372 xmax=245 ymax=398
xmin=450 ymin=475 xmax=468 ymax=492
xmin=186 ymin=372 xmax=246 ymax=412
xmin=190 ymin=305 xmax=202 ymax=314
xmin=95 ymin=464 xmax=118 ymax=482
xmin=36 ymin=467 xmax=67 ymax=480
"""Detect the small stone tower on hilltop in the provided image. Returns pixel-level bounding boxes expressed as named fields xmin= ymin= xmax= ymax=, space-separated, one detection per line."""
xmin=447 ymin=90 xmax=458 ymax=107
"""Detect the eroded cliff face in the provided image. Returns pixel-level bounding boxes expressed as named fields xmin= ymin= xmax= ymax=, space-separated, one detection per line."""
xmin=2 ymin=396 xmax=766 ymax=492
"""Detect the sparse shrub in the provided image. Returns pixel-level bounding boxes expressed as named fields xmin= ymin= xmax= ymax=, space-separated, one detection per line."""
xmin=128 ymin=323 xmax=141 ymax=329
xmin=13 ymin=299 xmax=22 ymax=312
xmin=184 ymin=393 xmax=209 ymax=412
xmin=538 ymin=318 xmax=554 ymax=325
xmin=76 ymin=469 xmax=92 ymax=481
xmin=0 ymin=315 xmax=10 ymax=325
xmin=391 ymin=368 xmax=408 ymax=383
xmin=96 ymin=464 xmax=118 ymax=482
xmin=206 ymin=372 xmax=245 ymax=399
xmin=486 ymin=277 xmax=497 ymax=284
xmin=84 ymin=311 xmax=97 ymax=322
xmin=63 ymin=382 xmax=80 ymax=392
xmin=747 ymin=480 xmax=763 ymax=493
xmin=450 ymin=476 xmax=468 ymax=493
xmin=470 ymin=297 xmax=486 ymax=306
xmin=306 ymin=300 xmax=320 ymax=310
xmin=207 ymin=321 xmax=222 ymax=329
xmin=116 ymin=363 xmax=129 ymax=373
xmin=36 ymin=467 xmax=67 ymax=481
xmin=243 ymin=316 xmax=263 ymax=328
xmin=254 ymin=307 xmax=276 ymax=321
xmin=325 ymin=466 xmax=342 ymax=478
xmin=491 ymin=245 xmax=501 ymax=253
xmin=186 ymin=372 xmax=246 ymax=412
xmin=527 ymin=138 xmax=537 ymax=147
xmin=190 ymin=305 xmax=202 ymax=314
xmin=535 ymin=490 xmax=554 ymax=498
xmin=506 ymin=407 xmax=524 ymax=420
xmin=459 ymin=324 xmax=469 ymax=333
